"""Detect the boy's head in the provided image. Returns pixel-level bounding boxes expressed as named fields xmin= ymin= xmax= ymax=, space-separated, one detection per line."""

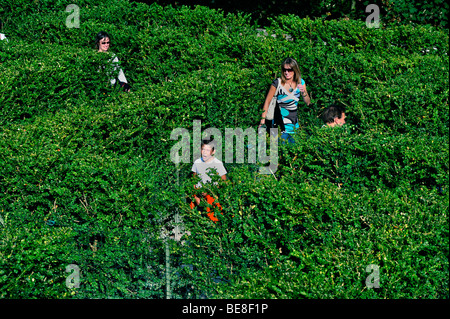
xmin=322 ymin=104 xmax=346 ymax=127
xmin=201 ymin=139 xmax=216 ymax=162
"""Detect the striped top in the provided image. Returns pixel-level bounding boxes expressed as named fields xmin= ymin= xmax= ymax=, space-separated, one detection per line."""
xmin=272 ymin=78 xmax=305 ymax=134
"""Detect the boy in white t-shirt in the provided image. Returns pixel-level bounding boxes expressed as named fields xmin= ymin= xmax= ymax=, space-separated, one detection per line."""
xmin=190 ymin=139 xmax=227 ymax=222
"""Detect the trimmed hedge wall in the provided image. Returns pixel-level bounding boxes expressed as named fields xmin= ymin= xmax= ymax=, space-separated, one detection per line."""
xmin=0 ymin=1 xmax=448 ymax=298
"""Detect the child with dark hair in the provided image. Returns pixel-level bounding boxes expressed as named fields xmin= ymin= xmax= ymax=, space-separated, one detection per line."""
xmin=190 ymin=139 xmax=227 ymax=222
xmin=321 ymin=104 xmax=346 ymax=127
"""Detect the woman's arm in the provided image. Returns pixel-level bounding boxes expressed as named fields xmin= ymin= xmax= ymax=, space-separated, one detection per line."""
xmin=298 ymin=83 xmax=310 ymax=106
xmin=259 ymin=84 xmax=277 ymax=127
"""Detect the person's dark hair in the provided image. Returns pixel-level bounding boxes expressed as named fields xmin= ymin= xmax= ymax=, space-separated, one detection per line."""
xmin=321 ymin=104 xmax=346 ymax=124
xmin=201 ymin=139 xmax=216 ymax=151
xmin=95 ymin=31 xmax=111 ymax=49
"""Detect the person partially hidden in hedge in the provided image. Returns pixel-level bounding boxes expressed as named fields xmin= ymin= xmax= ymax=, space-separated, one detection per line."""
xmin=95 ymin=31 xmax=130 ymax=92
xmin=189 ymin=139 xmax=227 ymax=223
xmin=259 ymin=57 xmax=311 ymax=143
xmin=321 ymin=104 xmax=346 ymax=127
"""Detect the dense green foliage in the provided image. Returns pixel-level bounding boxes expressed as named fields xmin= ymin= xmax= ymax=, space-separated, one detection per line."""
xmin=151 ymin=0 xmax=449 ymax=28
xmin=0 ymin=0 xmax=448 ymax=299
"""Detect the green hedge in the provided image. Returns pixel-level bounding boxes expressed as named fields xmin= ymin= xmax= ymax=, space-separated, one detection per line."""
xmin=0 ymin=1 xmax=448 ymax=298
xmin=145 ymin=0 xmax=449 ymax=29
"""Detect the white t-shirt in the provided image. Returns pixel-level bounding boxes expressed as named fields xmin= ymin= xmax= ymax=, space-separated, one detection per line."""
xmin=191 ymin=157 xmax=227 ymax=188
xmin=110 ymin=53 xmax=128 ymax=85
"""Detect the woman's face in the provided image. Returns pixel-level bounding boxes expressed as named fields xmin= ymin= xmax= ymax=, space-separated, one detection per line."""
xmin=98 ymin=37 xmax=110 ymax=52
xmin=283 ymin=64 xmax=295 ymax=81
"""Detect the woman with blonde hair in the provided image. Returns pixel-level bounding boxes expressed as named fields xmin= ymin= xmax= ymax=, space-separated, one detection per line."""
xmin=259 ymin=57 xmax=310 ymax=143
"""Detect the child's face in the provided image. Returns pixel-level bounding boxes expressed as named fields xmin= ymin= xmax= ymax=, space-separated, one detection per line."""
xmin=201 ymin=144 xmax=215 ymax=162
